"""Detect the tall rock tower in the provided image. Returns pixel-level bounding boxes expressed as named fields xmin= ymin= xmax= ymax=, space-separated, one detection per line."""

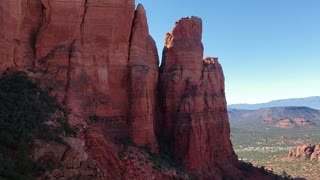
xmin=158 ymin=17 xmax=238 ymax=178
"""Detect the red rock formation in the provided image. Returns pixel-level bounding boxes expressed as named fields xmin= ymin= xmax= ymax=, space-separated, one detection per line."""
xmin=275 ymin=118 xmax=314 ymax=128
xmin=310 ymin=144 xmax=320 ymax=161
xmin=157 ymin=17 xmax=239 ymax=178
xmin=0 ymin=0 xmax=161 ymax=175
xmin=293 ymin=118 xmax=313 ymax=127
xmin=84 ymin=127 xmax=122 ymax=179
xmin=0 ymin=1 xmax=285 ymax=179
xmin=0 ymin=0 xmax=22 ymax=71
xmin=76 ymin=0 xmax=135 ymax=132
xmin=0 ymin=0 xmax=158 ymax=175
xmin=128 ymin=4 xmax=159 ymax=151
xmin=1 ymin=0 xmax=47 ymax=71
xmin=0 ymin=0 xmax=157 ymax=146
xmin=289 ymin=143 xmax=320 ymax=161
xmin=275 ymin=119 xmax=295 ymax=128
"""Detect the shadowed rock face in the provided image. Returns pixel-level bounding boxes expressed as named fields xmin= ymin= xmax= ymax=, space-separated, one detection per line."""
xmin=157 ymin=17 xmax=238 ymax=178
xmin=0 ymin=1 xmax=282 ymax=179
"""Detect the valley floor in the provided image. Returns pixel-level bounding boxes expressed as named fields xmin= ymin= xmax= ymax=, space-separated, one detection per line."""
xmin=231 ymin=127 xmax=320 ymax=180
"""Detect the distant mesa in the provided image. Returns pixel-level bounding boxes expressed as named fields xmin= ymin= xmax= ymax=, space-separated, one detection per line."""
xmin=228 ymin=106 xmax=320 ymax=129
xmin=228 ymin=96 xmax=320 ymax=110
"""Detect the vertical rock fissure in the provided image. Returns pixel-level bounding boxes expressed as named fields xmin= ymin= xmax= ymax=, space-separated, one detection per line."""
xmin=128 ymin=6 xmax=138 ymax=55
xmin=127 ymin=6 xmax=139 ymax=124
xmin=127 ymin=65 xmax=133 ymax=124
xmin=200 ymin=63 xmax=206 ymax=80
xmin=126 ymin=7 xmax=136 ymax=125
xmin=29 ymin=26 xmax=41 ymax=66
xmin=80 ymin=0 xmax=88 ymax=45
xmin=63 ymin=39 xmax=76 ymax=105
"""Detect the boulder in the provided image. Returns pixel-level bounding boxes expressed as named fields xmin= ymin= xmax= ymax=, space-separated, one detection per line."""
xmin=31 ymin=140 xmax=67 ymax=167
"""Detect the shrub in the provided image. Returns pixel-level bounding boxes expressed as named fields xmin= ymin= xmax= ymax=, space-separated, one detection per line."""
xmin=0 ymin=72 xmax=73 ymax=179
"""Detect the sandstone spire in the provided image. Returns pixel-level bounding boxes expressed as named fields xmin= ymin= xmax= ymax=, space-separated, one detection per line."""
xmin=128 ymin=3 xmax=159 ymax=151
xmin=158 ymin=17 xmax=238 ymax=178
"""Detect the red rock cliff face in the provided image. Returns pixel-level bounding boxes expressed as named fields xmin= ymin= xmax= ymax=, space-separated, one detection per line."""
xmin=158 ymin=17 xmax=239 ymax=178
xmin=0 ymin=1 xmax=161 ymax=178
xmin=0 ymin=1 xmax=282 ymax=179
xmin=0 ymin=0 xmax=158 ymax=150
xmin=0 ymin=0 xmax=43 ymax=72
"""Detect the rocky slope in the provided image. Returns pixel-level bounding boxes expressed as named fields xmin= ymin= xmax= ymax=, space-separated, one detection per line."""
xmin=0 ymin=0 xmax=284 ymax=179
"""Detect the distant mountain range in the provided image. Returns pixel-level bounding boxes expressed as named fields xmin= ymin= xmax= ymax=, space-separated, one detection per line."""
xmin=228 ymin=96 xmax=320 ymax=110
xmin=228 ymin=106 xmax=320 ymax=129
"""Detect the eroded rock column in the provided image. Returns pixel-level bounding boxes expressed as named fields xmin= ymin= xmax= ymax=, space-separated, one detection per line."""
xmin=128 ymin=4 xmax=159 ymax=151
xmin=158 ymin=17 xmax=238 ymax=178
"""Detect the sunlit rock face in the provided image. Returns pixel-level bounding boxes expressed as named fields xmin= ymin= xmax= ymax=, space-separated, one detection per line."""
xmin=157 ymin=16 xmax=240 ymax=178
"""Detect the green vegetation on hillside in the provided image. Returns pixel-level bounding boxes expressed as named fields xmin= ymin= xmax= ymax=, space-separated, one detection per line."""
xmin=0 ymin=72 xmax=74 ymax=179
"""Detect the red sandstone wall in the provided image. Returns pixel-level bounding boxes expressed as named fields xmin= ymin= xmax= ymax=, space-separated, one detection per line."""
xmin=0 ymin=1 xmax=269 ymax=179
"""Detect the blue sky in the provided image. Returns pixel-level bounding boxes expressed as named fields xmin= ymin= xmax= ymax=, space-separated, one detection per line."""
xmin=136 ymin=0 xmax=320 ymax=104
